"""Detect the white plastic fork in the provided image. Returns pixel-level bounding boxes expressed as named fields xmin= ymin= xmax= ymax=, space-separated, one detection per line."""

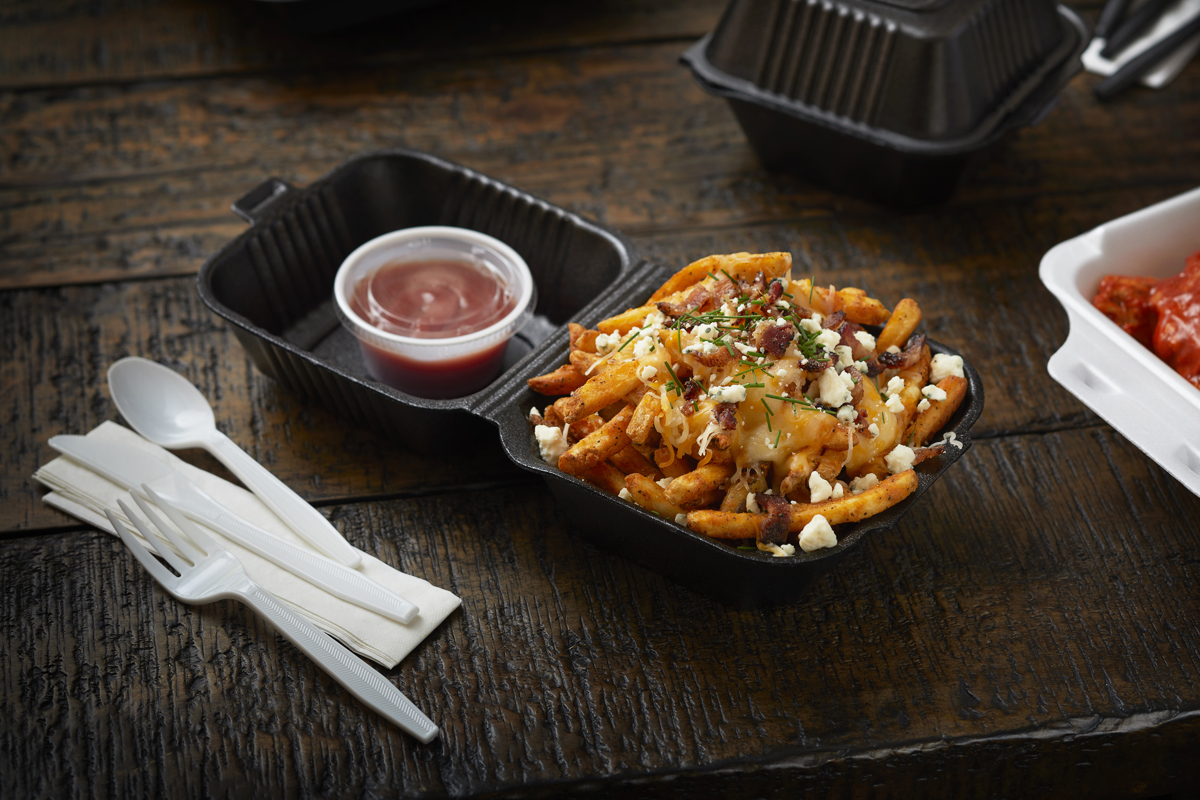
xmin=106 ymin=486 xmax=439 ymax=743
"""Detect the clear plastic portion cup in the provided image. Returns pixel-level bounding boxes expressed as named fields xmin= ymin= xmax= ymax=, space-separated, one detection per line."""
xmin=333 ymin=226 xmax=536 ymax=399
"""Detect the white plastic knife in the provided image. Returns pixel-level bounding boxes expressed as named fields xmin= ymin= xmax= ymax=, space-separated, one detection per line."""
xmin=49 ymin=435 xmax=419 ymax=624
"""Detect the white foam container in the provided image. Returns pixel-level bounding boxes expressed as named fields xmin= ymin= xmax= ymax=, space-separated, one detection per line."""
xmin=1040 ymin=185 xmax=1200 ymax=498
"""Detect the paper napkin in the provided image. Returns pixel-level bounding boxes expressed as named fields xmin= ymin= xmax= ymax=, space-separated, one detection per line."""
xmin=35 ymin=421 xmax=460 ymax=668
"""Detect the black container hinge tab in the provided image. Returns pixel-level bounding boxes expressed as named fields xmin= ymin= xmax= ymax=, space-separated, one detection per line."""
xmin=231 ymin=178 xmax=295 ymax=224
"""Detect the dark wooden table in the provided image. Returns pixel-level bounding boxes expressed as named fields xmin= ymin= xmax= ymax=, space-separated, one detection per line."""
xmin=4 ymin=1 xmax=1200 ymax=797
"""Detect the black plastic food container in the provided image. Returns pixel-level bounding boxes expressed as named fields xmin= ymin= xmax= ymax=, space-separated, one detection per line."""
xmin=198 ymin=149 xmax=984 ymax=606
xmin=682 ymin=0 xmax=1089 ymax=207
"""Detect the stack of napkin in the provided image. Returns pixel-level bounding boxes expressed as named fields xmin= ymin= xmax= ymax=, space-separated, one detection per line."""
xmin=35 ymin=421 xmax=460 ymax=669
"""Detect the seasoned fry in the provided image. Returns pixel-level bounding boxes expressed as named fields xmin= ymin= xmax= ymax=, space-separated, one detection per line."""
xmin=904 ymin=375 xmax=968 ymax=447
xmin=527 ymin=252 xmax=969 ymax=560
xmin=527 ymin=363 xmax=588 ymax=395
xmin=664 ymin=462 xmax=735 ymax=510
xmin=609 ymin=444 xmax=663 ymax=479
xmin=559 ymin=360 xmax=642 ymax=423
xmin=624 ymin=474 xmax=684 ymax=518
xmin=558 ymin=406 xmax=633 ymax=475
xmin=787 ymin=470 xmax=918 ymax=532
xmin=581 ymin=462 xmax=627 ymax=495
xmin=875 ymin=298 xmax=922 ymax=353
xmin=627 ymin=391 xmax=662 ymax=444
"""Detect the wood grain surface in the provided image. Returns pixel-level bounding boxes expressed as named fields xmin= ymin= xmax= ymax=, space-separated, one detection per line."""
xmin=4 ymin=0 xmax=1200 ymax=796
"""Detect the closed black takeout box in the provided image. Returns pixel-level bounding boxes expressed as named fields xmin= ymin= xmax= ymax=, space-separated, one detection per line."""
xmin=198 ymin=149 xmax=983 ymax=605
xmin=682 ymin=0 xmax=1089 ymax=206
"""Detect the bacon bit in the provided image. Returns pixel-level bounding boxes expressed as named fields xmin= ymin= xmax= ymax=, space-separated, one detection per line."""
xmin=844 ymin=364 xmax=864 ymax=406
xmin=756 ymin=494 xmax=791 ymax=545
xmin=691 ymin=347 xmax=734 ymax=369
xmin=912 ymin=442 xmax=946 ymax=464
xmin=657 ymin=286 xmax=710 ymax=317
xmin=681 ymin=378 xmax=704 ymax=416
xmin=766 ymin=278 xmax=785 ymax=305
xmin=715 ymin=402 xmax=738 ymax=430
xmin=868 ymin=333 xmax=926 ymax=375
xmin=821 ymin=310 xmax=846 ymax=330
xmin=759 ymin=320 xmax=795 ymax=359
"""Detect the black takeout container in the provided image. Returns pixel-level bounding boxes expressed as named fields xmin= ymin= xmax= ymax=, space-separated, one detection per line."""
xmin=681 ymin=0 xmax=1089 ymax=207
xmin=198 ymin=149 xmax=983 ymax=606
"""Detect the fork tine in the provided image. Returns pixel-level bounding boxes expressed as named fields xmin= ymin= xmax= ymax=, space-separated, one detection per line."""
xmin=130 ymin=493 xmax=203 ymax=564
xmin=118 ymin=498 xmax=191 ymax=575
xmin=142 ymin=484 xmax=218 ymax=554
xmin=106 ymin=509 xmax=182 ymax=590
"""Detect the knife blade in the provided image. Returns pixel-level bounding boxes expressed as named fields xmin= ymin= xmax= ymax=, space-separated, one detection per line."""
xmin=49 ymin=435 xmax=419 ymax=624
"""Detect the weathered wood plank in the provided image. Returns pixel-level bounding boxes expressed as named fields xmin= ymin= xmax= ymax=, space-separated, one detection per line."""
xmin=0 ymin=0 xmax=725 ymax=90
xmin=3 ymin=425 xmax=1199 ymax=797
xmin=3 ymin=48 xmax=1198 ymax=289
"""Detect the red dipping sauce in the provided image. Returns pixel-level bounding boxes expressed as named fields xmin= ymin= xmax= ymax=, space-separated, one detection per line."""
xmin=349 ymin=258 xmax=519 ymax=398
xmin=335 ymin=227 xmax=534 ymax=400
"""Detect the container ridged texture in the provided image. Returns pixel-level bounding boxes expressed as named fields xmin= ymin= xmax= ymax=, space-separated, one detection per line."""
xmin=753 ymin=0 xmax=897 ymax=125
xmin=748 ymin=0 xmax=1058 ymax=129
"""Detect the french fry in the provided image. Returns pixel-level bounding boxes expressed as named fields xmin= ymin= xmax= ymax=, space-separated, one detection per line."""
xmin=625 ymin=474 xmax=684 ymax=518
xmin=875 ymin=298 xmax=922 ymax=353
xmin=627 ymin=391 xmax=662 ymax=444
xmin=558 ymin=406 xmax=633 ymax=475
xmin=560 ymin=361 xmax=642 ymax=423
xmin=581 ymin=462 xmax=627 ymax=495
xmin=569 ymin=323 xmax=600 ymax=353
xmin=655 ymin=444 xmax=694 ymax=478
xmin=665 ymin=462 xmax=734 ymax=510
xmin=904 ymin=375 xmax=967 ymax=447
xmin=609 ymin=444 xmax=663 ymax=479
xmin=648 ymin=252 xmax=792 ymax=303
xmin=597 ymin=306 xmax=656 ymax=336
xmin=685 ymin=509 xmax=761 ymax=539
xmin=569 ymin=349 xmax=601 ymax=372
xmin=527 ymin=363 xmax=588 ymax=395
xmin=790 ymin=280 xmax=891 ymax=325
xmin=787 ymin=470 xmax=918 ymax=532
xmin=720 ymin=481 xmax=752 ymax=512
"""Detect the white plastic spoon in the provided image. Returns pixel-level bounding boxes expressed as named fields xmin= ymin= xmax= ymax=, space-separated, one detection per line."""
xmin=107 ymin=357 xmax=362 ymax=568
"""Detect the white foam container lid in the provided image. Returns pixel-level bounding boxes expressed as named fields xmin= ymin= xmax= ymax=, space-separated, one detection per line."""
xmin=1040 ymin=184 xmax=1200 ymax=498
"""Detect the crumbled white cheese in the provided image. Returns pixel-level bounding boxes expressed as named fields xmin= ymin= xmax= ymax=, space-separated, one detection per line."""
xmin=854 ymin=360 xmax=869 ymax=372
xmin=633 ymin=336 xmax=656 ymax=359
xmin=836 ymin=405 xmax=857 ymax=424
xmin=886 ymin=345 xmax=901 ymax=354
xmin=922 ymin=384 xmax=947 ymax=402
xmin=638 ymin=365 xmax=658 ymax=382
xmin=810 ymin=312 xmax=824 ymax=326
xmin=734 ymin=341 xmax=755 ymax=355
xmin=777 ymin=300 xmax=791 ymax=310
xmin=867 ymin=423 xmax=879 ymax=437
xmin=594 ymin=333 xmax=618 ymax=354
xmin=708 ymin=384 xmax=747 ymax=404
xmin=835 ymin=345 xmax=854 ymax=369
xmin=798 ymin=514 xmax=837 ymax=552
xmin=746 ymin=492 xmax=760 ymax=514
xmin=885 ymin=393 xmax=906 ymax=414
xmin=696 ymin=322 xmax=720 ymax=340
xmin=886 ymin=376 xmax=905 ymax=395
xmin=815 ymin=329 xmax=841 ymax=351
xmin=774 ymin=317 xmax=791 ymax=327
xmin=529 ymin=406 xmax=541 ymax=421
xmin=674 ymin=513 xmax=688 ymax=525
xmin=930 ymin=353 xmax=964 ymax=383
xmin=818 ymin=368 xmax=853 ymax=407
xmin=657 ymin=477 xmax=674 ymax=489
xmin=809 ymin=472 xmax=834 ymax=503
xmin=885 ymin=444 xmax=916 ymax=474
xmin=853 ymin=330 xmax=877 ymax=352
xmin=683 ymin=341 xmax=720 ymax=357
xmin=850 ymin=473 xmax=879 ymax=494
xmin=832 ymin=483 xmax=844 ymax=499
xmin=769 ymin=543 xmax=796 ymax=558
xmin=534 ymin=425 xmax=569 ymax=463
xmin=618 ymin=488 xmax=633 ymax=501
xmin=917 ymin=398 xmax=931 ymax=413
xmin=643 ymin=310 xmax=667 ymax=328
xmin=799 ymin=318 xmax=823 ymax=335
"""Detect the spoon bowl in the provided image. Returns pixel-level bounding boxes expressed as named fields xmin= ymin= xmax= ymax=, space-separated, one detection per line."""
xmin=108 ymin=358 xmax=218 ymax=448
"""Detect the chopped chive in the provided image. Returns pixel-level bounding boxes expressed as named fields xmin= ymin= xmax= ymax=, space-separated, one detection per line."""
xmin=774 ymin=430 xmax=782 ymax=448
xmin=760 ymin=398 xmax=773 ymax=416
xmin=745 ymin=382 xmax=765 ymax=388
xmin=721 ymin=269 xmax=736 ymax=283
xmin=662 ymin=360 xmax=683 ymax=393
xmin=617 ymin=330 xmax=640 ymax=353
xmin=809 ymin=276 xmax=816 ymax=305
